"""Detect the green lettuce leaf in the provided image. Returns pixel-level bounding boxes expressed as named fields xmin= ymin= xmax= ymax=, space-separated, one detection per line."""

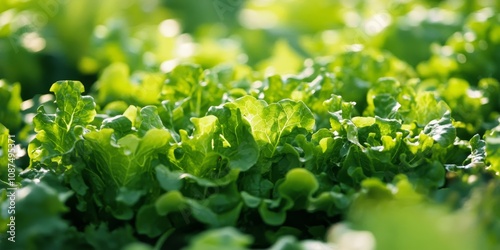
xmin=28 ymin=81 xmax=96 ymax=165
xmin=228 ymin=95 xmax=315 ymax=160
xmin=82 ymin=127 xmax=171 ymax=219
xmin=164 ymin=105 xmax=259 ymax=186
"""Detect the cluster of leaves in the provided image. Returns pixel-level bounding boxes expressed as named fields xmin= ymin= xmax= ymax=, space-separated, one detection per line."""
xmin=2 ymin=0 xmax=500 ymax=250
xmin=2 ymin=51 xmax=500 ymax=249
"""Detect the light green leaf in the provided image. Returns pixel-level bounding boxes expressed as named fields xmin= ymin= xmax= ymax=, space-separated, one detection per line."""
xmin=278 ymin=168 xmax=319 ymax=210
xmin=29 ymin=81 xmax=96 ymax=164
xmin=324 ymin=94 xmax=356 ymax=121
xmin=423 ymin=111 xmax=456 ymax=147
xmin=229 ymin=95 xmax=315 ymax=159
xmin=81 ymin=127 xmax=171 ymax=218
xmin=404 ymin=92 xmax=450 ymax=126
xmin=155 ymin=191 xmax=186 ymax=216
xmin=168 ymin=105 xmax=259 ymax=182
xmin=207 ymin=106 xmax=260 ymax=171
xmin=84 ymin=128 xmax=171 ymax=189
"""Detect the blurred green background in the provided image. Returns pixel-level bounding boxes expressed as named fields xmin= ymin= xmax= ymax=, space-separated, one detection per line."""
xmin=1 ymin=0 xmax=499 ymax=100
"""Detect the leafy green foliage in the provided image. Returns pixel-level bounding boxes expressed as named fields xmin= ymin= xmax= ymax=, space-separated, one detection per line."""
xmin=228 ymin=96 xmax=315 ymax=159
xmin=8 ymin=65 xmax=499 ymax=249
xmin=3 ymin=1 xmax=500 ymax=250
xmin=28 ymin=81 xmax=96 ymax=166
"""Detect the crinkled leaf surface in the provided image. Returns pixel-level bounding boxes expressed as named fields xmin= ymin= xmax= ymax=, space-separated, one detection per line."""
xmin=167 ymin=105 xmax=259 ymax=183
xmin=82 ymin=127 xmax=171 ymax=218
xmin=228 ymin=95 xmax=315 ymax=159
xmin=29 ymin=81 xmax=96 ymax=164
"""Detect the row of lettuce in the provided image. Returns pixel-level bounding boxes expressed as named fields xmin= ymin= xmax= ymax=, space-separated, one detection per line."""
xmin=1 ymin=1 xmax=500 ymax=249
xmin=2 ymin=46 xmax=500 ymax=249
